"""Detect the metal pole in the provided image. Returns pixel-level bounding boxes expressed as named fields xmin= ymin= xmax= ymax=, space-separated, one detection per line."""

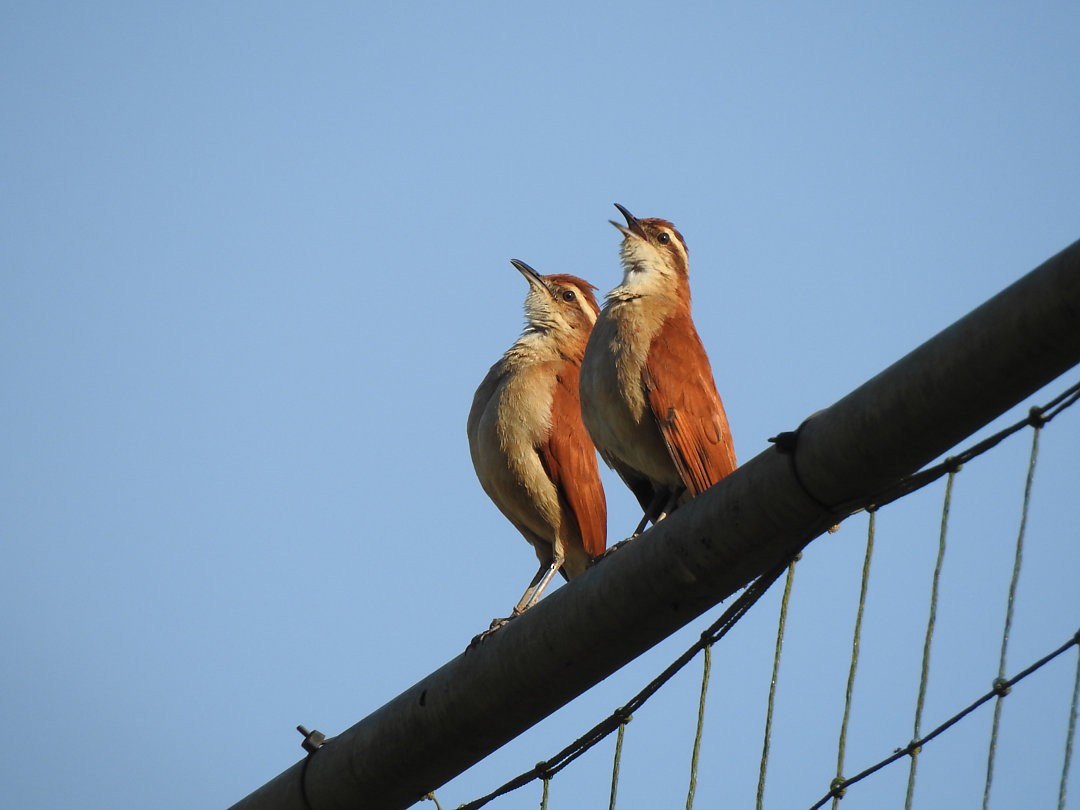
xmin=228 ymin=239 xmax=1080 ymax=810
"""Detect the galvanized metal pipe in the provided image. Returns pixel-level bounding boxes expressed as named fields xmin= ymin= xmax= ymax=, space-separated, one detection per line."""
xmin=229 ymin=238 xmax=1080 ymax=810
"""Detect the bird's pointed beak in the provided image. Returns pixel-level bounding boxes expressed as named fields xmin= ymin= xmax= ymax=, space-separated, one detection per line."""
xmin=610 ymin=202 xmax=646 ymax=239
xmin=510 ymin=258 xmax=548 ymax=291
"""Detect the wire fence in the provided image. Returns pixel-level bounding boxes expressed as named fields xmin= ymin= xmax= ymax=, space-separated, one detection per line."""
xmin=437 ymin=378 xmax=1080 ymax=810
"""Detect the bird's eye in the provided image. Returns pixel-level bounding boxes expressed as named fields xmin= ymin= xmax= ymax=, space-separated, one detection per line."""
xmin=561 ymin=290 xmax=576 ymax=301
xmin=657 ymin=232 xmax=671 ymax=245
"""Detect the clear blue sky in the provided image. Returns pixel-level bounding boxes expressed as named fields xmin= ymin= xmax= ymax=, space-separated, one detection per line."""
xmin=3 ymin=4 xmax=1079 ymax=809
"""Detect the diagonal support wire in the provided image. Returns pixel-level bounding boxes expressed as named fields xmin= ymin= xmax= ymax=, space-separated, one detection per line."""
xmin=457 ymin=563 xmax=791 ymax=810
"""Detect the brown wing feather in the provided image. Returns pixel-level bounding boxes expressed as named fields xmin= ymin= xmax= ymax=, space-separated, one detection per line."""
xmin=538 ymin=363 xmax=607 ymax=559
xmin=643 ymin=311 xmax=737 ymax=496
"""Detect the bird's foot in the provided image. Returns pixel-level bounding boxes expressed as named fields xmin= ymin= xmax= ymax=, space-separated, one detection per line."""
xmin=592 ymin=536 xmax=635 ymax=565
xmin=468 ymin=616 xmax=514 ymax=649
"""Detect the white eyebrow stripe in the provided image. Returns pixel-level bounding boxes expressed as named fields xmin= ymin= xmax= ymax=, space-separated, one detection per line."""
xmin=575 ymin=292 xmax=598 ymax=325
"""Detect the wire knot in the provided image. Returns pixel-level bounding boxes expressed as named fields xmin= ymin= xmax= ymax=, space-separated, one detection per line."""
xmin=991 ymin=677 xmax=1012 ymax=698
xmin=535 ymin=760 xmax=552 ymax=780
xmin=943 ymin=455 xmax=963 ymax=474
xmin=1027 ymin=406 xmax=1047 ymax=427
xmin=829 ymin=776 xmax=847 ymax=798
xmin=613 ymin=707 xmax=633 ymax=725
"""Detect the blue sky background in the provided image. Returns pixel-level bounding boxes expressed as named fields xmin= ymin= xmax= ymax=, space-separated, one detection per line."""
xmin=3 ymin=4 xmax=1079 ymax=809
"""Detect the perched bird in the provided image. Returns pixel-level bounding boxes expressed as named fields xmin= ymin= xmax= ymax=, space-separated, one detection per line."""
xmin=580 ymin=203 xmax=736 ymax=534
xmin=468 ymin=259 xmax=607 ymax=619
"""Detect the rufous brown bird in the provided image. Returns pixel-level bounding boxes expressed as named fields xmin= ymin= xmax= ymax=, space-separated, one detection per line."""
xmin=580 ymin=203 xmax=736 ymax=535
xmin=468 ymin=259 xmax=607 ymax=620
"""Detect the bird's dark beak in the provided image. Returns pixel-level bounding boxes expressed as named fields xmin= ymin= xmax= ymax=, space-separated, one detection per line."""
xmin=610 ymin=202 xmax=646 ymax=239
xmin=510 ymin=258 xmax=549 ymax=292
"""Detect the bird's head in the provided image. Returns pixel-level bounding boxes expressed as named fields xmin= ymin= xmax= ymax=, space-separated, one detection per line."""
xmin=510 ymin=259 xmax=600 ymax=341
xmin=610 ymin=203 xmax=690 ymax=298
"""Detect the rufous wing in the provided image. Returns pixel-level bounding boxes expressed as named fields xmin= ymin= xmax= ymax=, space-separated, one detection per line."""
xmin=538 ymin=364 xmax=608 ymax=558
xmin=643 ymin=312 xmax=737 ymax=497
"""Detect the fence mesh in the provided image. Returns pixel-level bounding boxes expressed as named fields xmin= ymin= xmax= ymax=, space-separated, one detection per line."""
xmin=436 ymin=379 xmax=1080 ymax=810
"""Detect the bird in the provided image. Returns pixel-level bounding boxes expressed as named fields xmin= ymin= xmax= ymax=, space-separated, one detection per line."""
xmin=467 ymin=258 xmax=607 ymax=621
xmin=579 ymin=203 xmax=736 ymax=536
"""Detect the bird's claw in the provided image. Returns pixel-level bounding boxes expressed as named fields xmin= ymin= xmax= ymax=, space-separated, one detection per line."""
xmin=467 ymin=616 xmax=513 ymax=650
xmin=593 ymin=536 xmax=635 ymax=564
